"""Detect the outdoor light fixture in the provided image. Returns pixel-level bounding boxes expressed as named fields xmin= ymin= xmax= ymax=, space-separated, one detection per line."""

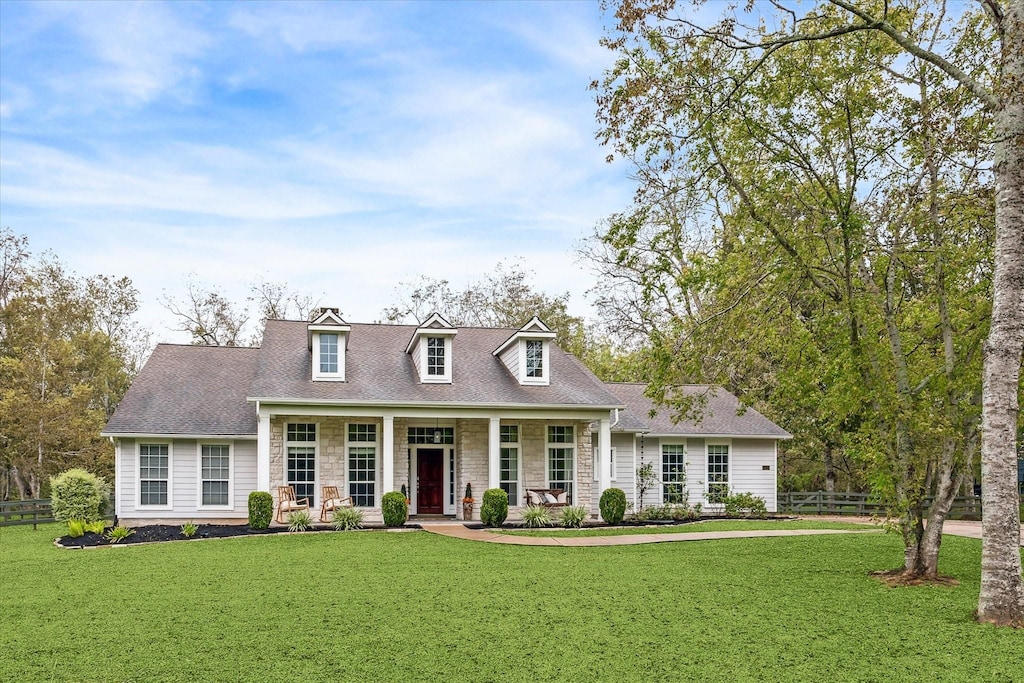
xmin=433 ymin=430 xmax=442 ymax=444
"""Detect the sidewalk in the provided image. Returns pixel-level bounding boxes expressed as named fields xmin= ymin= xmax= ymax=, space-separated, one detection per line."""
xmin=796 ymin=516 xmax=1024 ymax=546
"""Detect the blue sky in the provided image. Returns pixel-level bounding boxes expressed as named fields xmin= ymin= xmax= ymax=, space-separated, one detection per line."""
xmin=0 ymin=0 xmax=633 ymax=341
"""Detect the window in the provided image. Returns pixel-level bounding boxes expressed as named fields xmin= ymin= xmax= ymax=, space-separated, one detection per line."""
xmin=319 ymin=333 xmax=338 ymax=374
xmin=201 ymin=444 xmax=231 ymax=507
xmin=408 ymin=427 xmax=454 ymax=444
xmin=592 ymin=445 xmax=617 ymax=482
xmin=286 ymin=423 xmax=316 ymax=505
xmin=526 ymin=340 xmax=544 ymax=378
xmin=139 ymin=443 xmax=169 ymax=506
xmin=348 ymin=423 xmax=377 ymax=507
xmin=707 ymin=444 xmax=730 ymax=503
xmin=500 ymin=425 xmax=520 ymax=506
xmin=547 ymin=425 xmax=575 ymax=503
xmin=662 ymin=443 xmax=686 ymax=504
xmin=426 ymin=337 xmax=445 ymax=376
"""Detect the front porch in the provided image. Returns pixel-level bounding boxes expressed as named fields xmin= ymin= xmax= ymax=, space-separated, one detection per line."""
xmin=261 ymin=413 xmax=613 ymax=522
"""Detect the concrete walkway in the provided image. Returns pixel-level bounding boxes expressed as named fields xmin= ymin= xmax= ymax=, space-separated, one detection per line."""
xmin=418 ymin=523 xmax=880 ymax=547
xmin=796 ymin=516 xmax=1024 ymax=546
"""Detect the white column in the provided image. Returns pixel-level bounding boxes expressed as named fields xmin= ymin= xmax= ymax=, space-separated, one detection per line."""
xmin=382 ymin=415 xmax=395 ymax=503
xmin=488 ymin=416 xmax=501 ymax=490
xmin=598 ymin=417 xmax=612 ymax=497
xmin=113 ymin=439 xmax=122 ymax=517
xmin=257 ymin=412 xmax=271 ymax=492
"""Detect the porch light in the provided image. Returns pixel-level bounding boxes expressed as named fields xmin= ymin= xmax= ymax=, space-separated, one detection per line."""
xmin=433 ymin=429 xmax=442 ymax=444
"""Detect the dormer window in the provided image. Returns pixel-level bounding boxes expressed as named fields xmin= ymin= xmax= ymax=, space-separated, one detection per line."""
xmin=526 ymin=339 xmax=544 ymax=378
xmin=426 ymin=337 xmax=446 ymax=376
xmin=308 ymin=308 xmax=350 ymax=382
xmin=406 ymin=312 xmax=456 ymax=384
xmin=494 ymin=316 xmax=555 ymax=386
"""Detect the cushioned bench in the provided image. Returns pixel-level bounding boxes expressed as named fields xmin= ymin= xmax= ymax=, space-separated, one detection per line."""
xmin=525 ymin=488 xmax=569 ymax=508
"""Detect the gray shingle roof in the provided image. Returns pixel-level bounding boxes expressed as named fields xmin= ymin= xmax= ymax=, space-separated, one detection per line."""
xmin=104 ymin=345 xmax=260 ymax=435
xmin=605 ymin=383 xmax=790 ymax=438
xmin=250 ymin=320 xmax=623 ymax=407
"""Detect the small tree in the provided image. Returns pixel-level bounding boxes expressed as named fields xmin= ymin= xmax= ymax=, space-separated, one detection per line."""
xmin=50 ymin=469 xmax=109 ymax=523
xmin=635 ymin=462 xmax=659 ymax=512
xmin=599 ymin=488 xmax=627 ymax=524
xmin=248 ymin=491 xmax=273 ymax=530
xmin=480 ymin=488 xmax=509 ymax=527
xmin=382 ymin=491 xmax=408 ymax=527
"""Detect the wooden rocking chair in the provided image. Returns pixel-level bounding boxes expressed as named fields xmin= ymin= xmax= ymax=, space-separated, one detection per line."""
xmin=320 ymin=485 xmax=353 ymax=522
xmin=275 ymin=486 xmax=310 ymax=524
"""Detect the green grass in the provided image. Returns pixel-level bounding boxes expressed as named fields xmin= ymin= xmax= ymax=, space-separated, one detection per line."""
xmin=2 ymin=523 xmax=1021 ymax=682
xmin=494 ymin=519 xmax=872 ymax=537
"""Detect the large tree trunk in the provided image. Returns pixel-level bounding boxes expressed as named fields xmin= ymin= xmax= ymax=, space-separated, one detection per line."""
xmin=978 ymin=0 xmax=1024 ymax=627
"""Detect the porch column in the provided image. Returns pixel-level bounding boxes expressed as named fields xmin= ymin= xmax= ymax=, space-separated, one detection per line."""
xmin=257 ymin=411 xmax=271 ymax=492
xmin=488 ymin=416 xmax=501 ymax=490
xmin=598 ymin=417 xmax=612 ymax=496
xmin=382 ymin=414 xmax=395 ymax=502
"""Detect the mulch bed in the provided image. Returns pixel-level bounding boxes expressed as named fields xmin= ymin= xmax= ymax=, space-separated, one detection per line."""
xmin=55 ymin=523 xmax=394 ymax=548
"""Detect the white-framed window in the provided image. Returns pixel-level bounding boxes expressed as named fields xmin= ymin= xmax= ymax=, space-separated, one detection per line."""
xmin=707 ymin=442 xmax=730 ymax=503
xmin=348 ymin=423 xmax=378 ymax=507
xmin=426 ymin=337 xmax=445 ymax=376
xmin=138 ymin=442 xmax=171 ymax=508
xmin=662 ymin=443 xmax=686 ymax=504
xmin=500 ymin=424 xmax=521 ymax=506
xmin=592 ymin=445 xmax=617 ymax=482
xmin=199 ymin=443 xmax=232 ymax=509
xmin=286 ymin=423 xmax=317 ymax=505
xmin=312 ymin=332 xmax=345 ymax=381
xmin=526 ymin=340 xmax=543 ymax=378
xmin=547 ymin=425 xmax=575 ymax=503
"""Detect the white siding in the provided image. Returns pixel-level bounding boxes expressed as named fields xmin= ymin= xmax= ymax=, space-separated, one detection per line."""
xmin=410 ymin=338 xmax=422 ymax=377
xmin=634 ymin=435 xmax=662 ymax=510
xmin=730 ymin=438 xmax=777 ymax=512
xmin=611 ymin=432 xmax=636 ymax=503
xmin=117 ymin=437 xmax=255 ymax=520
xmin=499 ymin=344 xmax=519 ymax=378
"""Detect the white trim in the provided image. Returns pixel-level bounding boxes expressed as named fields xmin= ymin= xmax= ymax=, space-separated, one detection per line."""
xmin=247 ymin=398 xmax=623 ymax=414
xmin=284 ymin=421 xmax=319 ymax=509
xmin=597 ymin=417 xmax=612 ymax=494
xmin=705 ymin=438 xmax=732 ymax=502
xmin=545 ymin=425 xmax=577 ymax=504
xmin=136 ymin=440 xmax=173 ymax=511
xmin=629 ymin=432 xmax=790 ymax=440
xmin=518 ymin=339 xmax=551 ymax=386
xmin=312 ymin=331 xmax=346 ymax=382
xmin=114 ymin=439 xmax=122 ymax=517
xmin=498 ymin=422 xmax=523 ymax=507
xmin=196 ymin=441 xmax=234 ymax=511
xmin=345 ymin=420 xmax=380 ymax=508
xmin=382 ymin=415 xmax=395 ymax=498
xmin=309 ymin=308 xmax=347 ymax=327
xmin=257 ymin=413 xmax=270 ymax=491
xmin=102 ymin=432 xmax=257 ymax=440
xmin=658 ymin=438 xmax=687 ymax=504
xmin=418 ymin=335 xmax=453 ymax=383
xmin=488 ymin=417 xmax=501 ymax=490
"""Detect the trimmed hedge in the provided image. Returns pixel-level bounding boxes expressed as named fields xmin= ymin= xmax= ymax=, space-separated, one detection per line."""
xmin=248 ymin=491 xmax=273 ymax=529
xmin=480 ymin=488 xmax=509 ymax=527
xmin=50 ymin=469 xmax=109 ymax=523
xmin=382 ymin=491 xmax=408 ymax=527
xmin=599 ymin=488 xmax=627 ymax=524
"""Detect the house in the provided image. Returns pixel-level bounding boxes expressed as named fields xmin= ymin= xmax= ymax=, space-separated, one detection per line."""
xmin=102 ymin=310 xmax=789 ymax=524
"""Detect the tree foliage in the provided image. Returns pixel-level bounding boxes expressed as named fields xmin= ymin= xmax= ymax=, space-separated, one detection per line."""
xmin=0 ymin=229 xmax=142 ymax=499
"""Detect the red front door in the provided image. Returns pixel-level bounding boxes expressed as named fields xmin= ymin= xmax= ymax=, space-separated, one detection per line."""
xmin=417 ymin=449 xmax=444 ymax=514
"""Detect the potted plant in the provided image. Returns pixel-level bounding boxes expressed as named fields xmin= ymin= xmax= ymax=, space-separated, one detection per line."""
xmin=462 ymin=482 xmax=474 ymax=520
xmin=401 ymin=484 xmax=410 ymax=506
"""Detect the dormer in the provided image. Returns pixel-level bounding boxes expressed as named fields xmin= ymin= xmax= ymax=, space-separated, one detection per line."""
xmin=493 ymin=316 xmax=556 ymax=386
xmin=405 ymin=312 xmax=457 ymax=384
xmin=307 ymin=308 xmax=351 ymax=381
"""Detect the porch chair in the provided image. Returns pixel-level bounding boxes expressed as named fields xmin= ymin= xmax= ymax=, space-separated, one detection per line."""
xmin=320 ymin=485 xmax=353 ymax=522
xmin=275 ymin=486 xmax=310 ymax=524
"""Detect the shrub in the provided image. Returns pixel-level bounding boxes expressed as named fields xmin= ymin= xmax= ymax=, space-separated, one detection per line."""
xmin=180 ymin=522 xmax=199 ymax=538
xmin=66 ymin=519 xmax=86 ymax=538
xmin=559 ymin=505 xmax=588 ymax=529
xmin=382 ymin=491 xmax=408 ymax=527
xmin=286 ymin=510 xmax=314 ymax=532
xmin=104 ymin=526 xmax=135 ymax=544
xmin=85 ymin=520 xmax=107 ymax=534
xmin=599 ymin=488 xmax=627 ymax=524
xmin=331 ymin=507 xmax=364 ymax=531
xmin=480 ymin=488 xmax=509 ymax=527
xmin=521 ymin=505 xmax=551 ymax=528
xmin=248 ymin=491 xmax=273 ymax=530
xmin=723 ymin=492 xmax=767 ymax=518
xmin=50 ymin=469 xmax=109 ymax=523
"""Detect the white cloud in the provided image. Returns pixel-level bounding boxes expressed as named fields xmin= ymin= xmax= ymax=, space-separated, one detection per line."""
xmin=228 ymin=3 xmax=381 ymax=53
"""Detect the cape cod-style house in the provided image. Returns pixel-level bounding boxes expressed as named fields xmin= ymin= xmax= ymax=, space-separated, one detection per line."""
xmin=102 ymin=309 xmax=789 ymax=524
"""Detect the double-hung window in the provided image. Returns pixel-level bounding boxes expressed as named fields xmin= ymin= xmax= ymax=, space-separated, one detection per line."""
xmin=319 ymin=333 xmax=339 ymax=374
xmin=662 ymin=443 xmax=686 ymax=504
xmin=286 ymin=423 xmax=317 ymax=504
xmin=499 ymin=425 xmax=520 ymax=506
xmin=200 ymin=444 xmax=231 ymax=507
xmin=139 ymin=443 xmax=169 ymax=506
xmin=426 ymin=337 xmax=445 ymax=376
xmin=547 ymin=425 xmax=575 ymax=503
xmin=526 ymin=340 xmax=544 ymax=378
xmin=348 ymin=423 xmax=377 ymax=507
xmin=707 ymin=443 xmax=730 ymax=503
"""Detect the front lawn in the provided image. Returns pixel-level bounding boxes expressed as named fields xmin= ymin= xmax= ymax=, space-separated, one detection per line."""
xmin=2 ymin=523 xmax=1020 ymax=682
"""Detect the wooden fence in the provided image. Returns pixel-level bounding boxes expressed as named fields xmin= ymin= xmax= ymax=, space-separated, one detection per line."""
xmin=0 ymin=498 xmax=115 ymax=530
xmin=778 ymin=491 xmax=983 ymax=519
